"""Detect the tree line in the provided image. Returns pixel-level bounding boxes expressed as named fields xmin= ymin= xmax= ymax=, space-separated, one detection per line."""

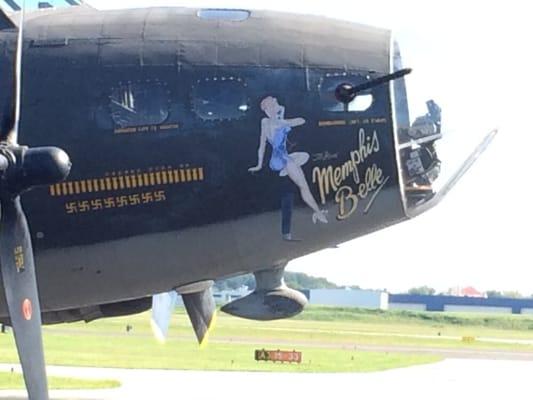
xmin=215 ymin=272 xmax=340 ymax=291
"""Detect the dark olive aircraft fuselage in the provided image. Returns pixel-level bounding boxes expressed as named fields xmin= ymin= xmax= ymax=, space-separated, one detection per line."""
xmin=0 ymin=6 xmax=410 ymax=320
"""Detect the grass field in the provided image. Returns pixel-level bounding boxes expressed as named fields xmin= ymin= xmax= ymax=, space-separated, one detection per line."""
xmin=0 ymin=306 xmax=532 ymax=379
xmin=297 ymin=307 xmax=533 ymax=334
xmin=0 ymin=372 xmax=120 ymax=390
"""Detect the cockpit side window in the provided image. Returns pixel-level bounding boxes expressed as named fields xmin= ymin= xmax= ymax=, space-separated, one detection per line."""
xmin=109 ymin=80 xmax=171 ymax=129
xmin=197 ymin=9 xmax=251 ymax=22
xmin=192 ymin=77 xmax=249 ymax=121
xmin=319 ymin=72 xmax=374 ymax=113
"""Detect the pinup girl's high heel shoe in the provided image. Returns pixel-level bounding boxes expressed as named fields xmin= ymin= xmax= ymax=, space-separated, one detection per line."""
xmin=312 ymin=210 xmax=328 ymax=224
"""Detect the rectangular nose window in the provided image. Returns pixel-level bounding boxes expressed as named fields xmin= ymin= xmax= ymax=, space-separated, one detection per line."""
xmin=197 ymin=9 xmax=251 ymax=22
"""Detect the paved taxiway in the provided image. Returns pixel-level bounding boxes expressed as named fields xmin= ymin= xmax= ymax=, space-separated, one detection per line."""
xmin=1 ymin=359 xmax=532 ymax=400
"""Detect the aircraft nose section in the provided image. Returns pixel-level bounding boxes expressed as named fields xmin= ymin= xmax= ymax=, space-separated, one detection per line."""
xmin=400 ymin=128 xmax=498 ymax=217
xmin=394 ymin=93 xmax=498 ymax=217
xmin=390 ymin=39 xmax=498 ymax=218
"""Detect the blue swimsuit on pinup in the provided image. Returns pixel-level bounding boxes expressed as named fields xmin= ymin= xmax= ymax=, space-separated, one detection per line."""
xmin=268 ymin=125 xmax=291 ymax=172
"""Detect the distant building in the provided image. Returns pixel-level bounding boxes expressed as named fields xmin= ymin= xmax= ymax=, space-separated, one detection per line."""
xmin=449 ymin=286 xmax=487 ymax=298
xmin=389 ymin=294 xmax=533 ymax=315
xmin=171 ymin=286 xmax=251 ymax=307
xmin=211 ymin=286 xmax=533 ymax=315
xmin=305 ymin=288 xmax=388 ymax=310
xmin=213 ymin=286 xmax=251 ymax=305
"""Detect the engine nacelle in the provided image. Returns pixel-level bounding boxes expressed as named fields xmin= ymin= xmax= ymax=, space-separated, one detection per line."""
xmin=221 ymin=265 xmax=308 ymax=321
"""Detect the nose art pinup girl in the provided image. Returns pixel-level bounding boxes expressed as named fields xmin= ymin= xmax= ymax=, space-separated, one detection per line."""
xmin=249 ymin=96 xmax=328 ymax=224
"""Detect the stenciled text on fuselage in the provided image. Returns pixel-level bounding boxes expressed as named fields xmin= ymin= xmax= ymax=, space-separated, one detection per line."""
xmin=312 ymin=128 xmax=387 ymax=220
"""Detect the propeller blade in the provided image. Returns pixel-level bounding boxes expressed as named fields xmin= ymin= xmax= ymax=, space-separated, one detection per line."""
xmin=9 ymin=0 xmax=25 ymax=144
xmin=182 ymin=287 xmax=216 ymax=347
xmin=0 ymin=4 xmax=71 ymax=400
xmin=0 ymin=196 xmax=48 ymax=400
xmin=0 ymin=1 xmax=25 ymax=143
xmin=0 ymin=21 xmax=16 ymax=139
xmin=150 ymin=291 xmax=179 ymax=343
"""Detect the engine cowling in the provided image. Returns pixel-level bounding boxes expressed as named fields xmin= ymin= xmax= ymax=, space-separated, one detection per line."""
xmin=221 ymin=265 xmax=308 ymax=321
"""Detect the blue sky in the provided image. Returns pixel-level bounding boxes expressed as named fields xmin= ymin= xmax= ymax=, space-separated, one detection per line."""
xmin=0 ymin=0 xmax=80 ymax=10
xmin=3 ymin=0 xmax=531 ymax=294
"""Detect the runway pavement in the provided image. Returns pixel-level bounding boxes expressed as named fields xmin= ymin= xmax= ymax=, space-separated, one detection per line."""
xmin=1 ymin=358 xmax=532 ymax=400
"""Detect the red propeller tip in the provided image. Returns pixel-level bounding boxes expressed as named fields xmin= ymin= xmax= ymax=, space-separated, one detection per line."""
xmin=22 ymin=299 xmax=32 ymax=321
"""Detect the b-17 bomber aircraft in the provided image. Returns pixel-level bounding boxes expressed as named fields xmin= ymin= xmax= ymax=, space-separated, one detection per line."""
xmin=0 ymin=1 xmax=497 ymax=398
